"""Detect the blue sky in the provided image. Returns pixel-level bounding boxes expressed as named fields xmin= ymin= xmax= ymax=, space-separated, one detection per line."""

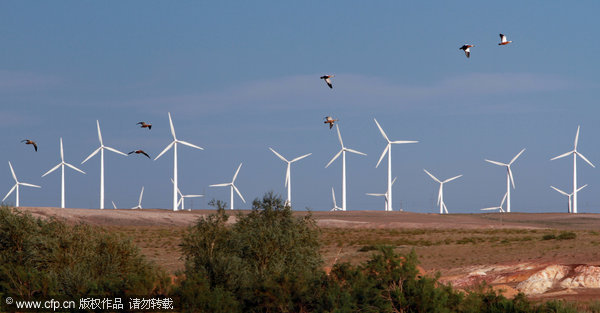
xmin=1 ymin=1 xmax=600 ymax=212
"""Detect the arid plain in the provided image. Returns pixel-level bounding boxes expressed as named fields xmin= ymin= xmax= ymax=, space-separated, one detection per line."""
xmin=17 ymin=207 xmax=600 ymax=302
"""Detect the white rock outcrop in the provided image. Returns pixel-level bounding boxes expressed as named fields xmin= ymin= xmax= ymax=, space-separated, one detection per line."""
xmin=560 ymin=265 xmax=600 ymax=289
xmin=516 ymin=265 xmax=570 ymax=295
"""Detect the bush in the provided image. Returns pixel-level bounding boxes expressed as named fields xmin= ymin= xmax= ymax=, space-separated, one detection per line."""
xmin=0 ymin=206 xmax=167 ymax=300
xmin=542 ymin=234 xmax=556 ymax=240
xmin=557 ymin=231 xmax=577 ymax=240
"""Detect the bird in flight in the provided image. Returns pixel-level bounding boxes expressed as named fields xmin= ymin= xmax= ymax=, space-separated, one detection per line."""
xmin=460 ymin=44 xmax=474 ymax=58
xmin=320 ymin=75 xmax=334 ymax=89
xmin=324 ymin=116 xmax=338 ymax=129
xmin=21 ymin=139 xmax=38 ymax=151
xmin=128 ymin=150 xmax=150 ymax=159
xmin=498 ymin=34 xmax=512 ymax=45
xmin=137 ymin=122 xmax=152 ymax=130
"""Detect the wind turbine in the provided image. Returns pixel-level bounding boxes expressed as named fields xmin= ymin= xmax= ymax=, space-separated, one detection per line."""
xmin=2 ymin=161 xmax=41 ymax=206
xmin=366 ymin=177 xmax=397 ymax=211
xmin=551 ymin=126 xmax=595 ymax=214
xmin=269 ymin=147 xmax=311 ymax=207
xmin=551 ymin=185 xmax=587 ymax=213
xmin=81 ymin=120 xmax=128 ymax=209
xmin=485 ymin=148 xmax=525 ymax=213
xmin=210 ymin=163 xmax=245 ymax=210
xmin=330 ymin=187 xmax=342 ymax=211
xmin=154 ymin=112 xmax=204 ymax=211
xmin=374 ymin=119 xmax=418 ymax=211
xmin=325 ymin=125 xmax=366 ymax=211
xmin=423 ymin=169 xmax=462 ymax=214
xmin=42 ymin=138 xmax=86 ymax=208
xmin=481 ymin=192 xmax=507 ymax=212
xmin=131 ymin=186 xmax=144 ymax=210
xmin=171 ymin=178 xmax=203 ymax=211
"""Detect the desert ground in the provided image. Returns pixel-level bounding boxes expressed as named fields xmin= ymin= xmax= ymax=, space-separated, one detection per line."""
xmin=16 ymin=207 xmax=600 ymax=301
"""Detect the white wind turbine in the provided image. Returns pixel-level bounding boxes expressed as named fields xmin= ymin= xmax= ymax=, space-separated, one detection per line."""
xmin=374 ymin=119 xmax=418 ymax=211
xmin=366 ymin=177 xmax=397 ymax=211
xmin=485 ymin=148 xmax=525 ymax=213
xmin=81 ymin=120 xmax=128 ymax=209
xmin=42 ymin=138 xmax=86 ymax=208
xmin=3 ymin=161 xmax=41 ymax=207
xmin=154 ymin=112 xmax=204 ymax=211
xmin=481 ymin=192 xmax=507 ymax=212
xmin=423 ymin=169 xmax=462 ymax=214
xmin=171 ymin=178 xmax=203 ymax=211
xmin=131 ymin=186 xmax=144 ymax=210
xmin=330 ymin=187 xmax=342 ymax=211
xmin=551 ymin=126 xmax=595 ymax=214
xmin=269 ymin=147 xmax=311 ymax=207
xmin=325 ymin=125 xmax=366 ymax=211
xmin=551 ymin=185 xmax=587 ymax=213
xmin=210 ymin=163 xmax=245 ymax=210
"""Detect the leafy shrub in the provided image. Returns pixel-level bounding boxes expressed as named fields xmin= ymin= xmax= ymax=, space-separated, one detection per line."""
xmin=542 ymin=234 xmax=556 ymax=240
xmin=557 ymin=231 xmax=577 ymax=240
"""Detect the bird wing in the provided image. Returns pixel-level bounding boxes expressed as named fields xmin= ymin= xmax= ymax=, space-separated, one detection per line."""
xmin=141 ymin=151 xmax=150 ymax=159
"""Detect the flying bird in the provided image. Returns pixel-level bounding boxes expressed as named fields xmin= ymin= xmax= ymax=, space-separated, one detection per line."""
xmin=498 ymin=33 xmax=512 ymax=45
xmin=128 ymin=150 xmax=150 ymax=159
xmin=324 ymin=116 xmax=338 ymax=129
xmin=460 ymin=44 xmax=474 ymax=58
xmin=137 ymin=122 xmax=152 ymax=130
xmin=21 ymin=139 xmax=37 ymax=151
xmin=320 ymin=75 xmax=334 ymax=89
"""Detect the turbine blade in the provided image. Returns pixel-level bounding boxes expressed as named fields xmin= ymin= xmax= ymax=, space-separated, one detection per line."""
xmin=574 ymin=125 xmax=580 ymax=149
xmin=233 ymin=185 xmax=245 ymax=203
xmin=325 ymin=150 xmax=343 ymax=168
xmin=184 ymin=195 xmax=203 ymax=198
xmin=375 ymin=145 xmax=389 ymax=168
xmin=81 ymin=147 xmax=101 ymax=164
xmin=291 ymin=153 xmax=311 ymax=163
xmin=443 ymin=174 xmax=463 ymax=183
xmin=577 ymin=184 xmax=588 ymax=192
xmin=179 ymin=140 xmax=204 ymax=150
xmin=19 ymin=182 xmax=41 ymax=188
xmin=139 ymin=186 xmax=144 ymax=205
xmin=177 ymin=197 xmax=183 ymax=207
xmin=551 ymin=186 xmax=569 ymax=196
xmin=336 ymin=124 xmax=344 ymax=147
xmin=508 ymin=167 xmax=515 ymax=189
xmin=501 ymin=192 xmax=508 ymax=207
xmin=485 ymin=159 xmax=507 ymax=167
xmin=285 ymin=165 xmax=290 ymax=188
xmin=60 ymin=138 xmax=64 ymax=161
xmin=112 ymin=201 xmax=117 ymax=209
xmin=510 ymin=148 xmax=526 ymax=165
xmin=3 ymin=185 xmax=16 ymax=202
xmin=65 ymin=163 xmax=86 ymax=174
xmin=577 ymin=152 xmax=596 ymax=168
xmin=232 ymin=163 xmax=243 ymax=182
xmin=391 ymin=176 xmax=397 ymax=186
xmin=331 ymin=187 xmax=337 ymax=207
xmin=373 ymin=118 xmax=390 ymax=142
xmin=209 ymin=183 xmax=230 ymax=187
xmin=423 ymin=169 xmax=441 ymax=183
xmin=154 ymin=142 xmax=174 ymax=160
xmin=8 ymin=161 xmax=16 ymax=182
xmin=391 ymin=140 xmax=419 ymax=144
xmin=42 ymin=163 xmax=62 ymax=177
xmin=437 ymin=187 xmax=442 ymax=205
xmin=346 ymin=148 xmax=366 ymax=156
xmin=366 ymin=193 xmax=385 ymax=197
xmin=269 ymin=148 xmax=288 ymax=162
xmin=551 ymin=150 xmax=573 ymax=161
xmin=168 ymin=112 xmax=176 ymax=139
xmin=96 ymin=120 xmax=103 ymax=145
xmin=104 ymin=146 xmax=128 ymax=156
xmin=481 ymin=207 xmax=501 ymax=211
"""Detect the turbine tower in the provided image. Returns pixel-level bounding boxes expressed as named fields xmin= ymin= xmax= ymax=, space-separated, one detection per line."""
xmin=171 ymin=178 xmax=203 ymax=211
xmin=2 ymin=161 xmax=41 ymax=207
xmin=366 ymin=177 xmax=397 ymax=211
xmin=481 ymin=192 xmax=507 ymax=212
xmin=210 ymin=163 xmax=245 ymax=210
xmin=325 ymin=125 xmax=366 ymax=211
xmin=551 ymin=126 xmax=595 ymax=214
xmin=374 ymin=119 xmax=418 ymax=211
xmin=423 ymin=169 xmax=462 ymax=214
xmin=269 ymin=147 xmax=311 ymax=207
xmin=42 ymin=138 xmax=86 ymax=208
xmin=330 ymin=187 xmax=342 ymax=211
xmin=485 ymin=148 xmax=525 ymax=213
xmin=81 ymin=120 xmax=128 ymax=209
xmin=155 ymin=112 xmax=204 ymax=211
xmin=131 ymin=186 xmax=144 ymax=209
xmin=551 ymin=185 xmax=587 ymax=213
